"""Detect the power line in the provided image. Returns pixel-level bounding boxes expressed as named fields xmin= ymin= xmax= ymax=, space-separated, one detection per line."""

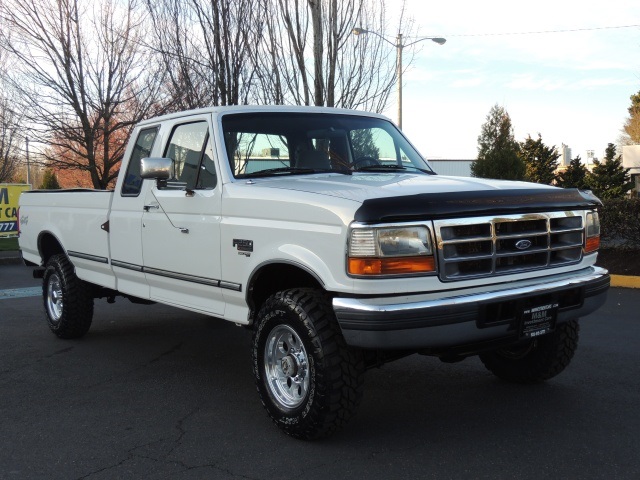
xmin=407 ymin=24 xmax=640 ymax=39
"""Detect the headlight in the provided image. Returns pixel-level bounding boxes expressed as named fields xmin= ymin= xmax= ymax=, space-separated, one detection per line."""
xmin=584 ymin=211 xmax=600 ymax=254
xmin=348 ymin=226 xmax=436 ymax=276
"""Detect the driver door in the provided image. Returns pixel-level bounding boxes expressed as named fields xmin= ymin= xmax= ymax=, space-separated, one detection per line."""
xmin=141 ymin=117 xmax=225 ymax=315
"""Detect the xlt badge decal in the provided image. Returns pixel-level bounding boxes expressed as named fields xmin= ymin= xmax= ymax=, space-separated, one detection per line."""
xmin=233 ymin=239 xmax=254 ymax=256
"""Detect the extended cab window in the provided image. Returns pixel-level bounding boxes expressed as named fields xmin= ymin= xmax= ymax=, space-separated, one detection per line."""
xmin=122 ymin=127 xmax=158 ymax=196
xmin=164 ymin=122 xmax=217 ymax=190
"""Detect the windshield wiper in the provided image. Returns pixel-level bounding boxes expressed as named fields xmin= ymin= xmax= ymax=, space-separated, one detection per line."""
xmin=356 ymin=165 xmax=435 ymax=174
xmin=242 ymin=167 xmax=315 ymax=178
xmin=242 ymin=166 xmax=352 ymax=178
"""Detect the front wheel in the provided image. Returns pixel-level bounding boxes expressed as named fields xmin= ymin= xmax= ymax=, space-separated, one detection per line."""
xmin=479 ymin=320 xmax=580 ymax=384
xmin=252 ymin=288 xmax=364 ymax=439
xmin=43 ymin=254 xmax=94 ymax=339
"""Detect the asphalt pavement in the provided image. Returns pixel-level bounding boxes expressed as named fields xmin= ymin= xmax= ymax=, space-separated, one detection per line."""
xmin=1 ymin=262 xmax=639 ymax=479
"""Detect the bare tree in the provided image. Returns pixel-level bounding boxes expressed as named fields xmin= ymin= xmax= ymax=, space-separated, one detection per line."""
xmin=0 ymin=96 xmax=21 ymax=183
xmin=145 ymin=0 xmax=257 ymax=111
xmin=0 ymin=35 xmax=22 ymax=183
xmin=251 ymin=0 xmax=410 ymax=111
xmin=0 ymin=0 xmax=162 ymax=189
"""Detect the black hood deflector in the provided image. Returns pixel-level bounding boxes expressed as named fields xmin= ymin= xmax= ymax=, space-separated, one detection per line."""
xmin=354 ymin=188 xmax=601 ymax=223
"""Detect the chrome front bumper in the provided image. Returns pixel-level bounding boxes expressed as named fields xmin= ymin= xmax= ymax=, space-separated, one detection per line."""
xmin=333 ymin=267 xmax=610 ymax=350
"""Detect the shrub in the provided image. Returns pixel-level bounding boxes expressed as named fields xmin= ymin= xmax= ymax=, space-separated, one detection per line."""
xmin=599 ymin=198 xmax=640 ymax=249
xmin=39 ymin=169 xmax=61 ymax=189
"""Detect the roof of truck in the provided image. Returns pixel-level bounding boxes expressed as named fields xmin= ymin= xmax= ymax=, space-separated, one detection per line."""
xmin=136 ymin=104 xmax=391 ymax=127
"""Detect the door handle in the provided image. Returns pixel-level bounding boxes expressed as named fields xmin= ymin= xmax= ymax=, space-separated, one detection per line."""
xmin=143 ymin=204 xmax=159 ymax=212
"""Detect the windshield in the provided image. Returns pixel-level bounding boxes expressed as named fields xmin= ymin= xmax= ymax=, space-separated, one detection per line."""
xmin=221 ymin=112 xmax=434 ymax=178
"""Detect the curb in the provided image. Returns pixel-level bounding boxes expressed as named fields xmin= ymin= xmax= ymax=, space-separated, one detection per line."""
xmin=0 ymin=259 xmax=22 ymax=265
xmin=0 ymin=253 xmax=21 ymax=266
xmin=610 ymin=275 xmax=640 ymax=289
xmin=2 ymin=251 xmax=639 ymax=288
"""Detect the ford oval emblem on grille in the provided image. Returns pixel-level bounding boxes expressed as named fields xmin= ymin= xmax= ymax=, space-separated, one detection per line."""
xmin=515 ymin=239 xmax=532 ymax=250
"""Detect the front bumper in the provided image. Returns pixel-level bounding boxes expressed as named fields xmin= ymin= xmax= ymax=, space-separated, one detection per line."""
xmin=333 ymin=266 xmax=609 ymax=350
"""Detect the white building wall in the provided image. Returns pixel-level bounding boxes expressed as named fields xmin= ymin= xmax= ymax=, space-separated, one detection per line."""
xmin=428 ymin=159 xmax=475 ymax=177
xmin=622 ymin=145 xmax=640 ymax=195
xmin=622 ymin=145 xmax=640 ymax=170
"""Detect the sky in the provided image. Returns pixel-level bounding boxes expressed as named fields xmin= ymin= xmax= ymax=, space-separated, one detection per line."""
xmin=379 ymin=0 xmax=640 ymax=161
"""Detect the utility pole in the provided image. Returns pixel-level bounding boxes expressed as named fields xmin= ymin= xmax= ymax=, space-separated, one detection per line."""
xmin=396 ymin=33 xmax=403 ymax=130
xmin=352 ymin=28 xmax=445 ymax=130
xmin=26 ymin=137 xmax=31 ymax=186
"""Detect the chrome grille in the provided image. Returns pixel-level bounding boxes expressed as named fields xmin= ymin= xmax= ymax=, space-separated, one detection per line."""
xmin=434 ymin=212 xmax=584 ymax=281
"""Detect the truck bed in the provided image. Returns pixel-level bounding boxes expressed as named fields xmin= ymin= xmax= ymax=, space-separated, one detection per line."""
xmin=19 ymin=190 xmax=115 ymax=288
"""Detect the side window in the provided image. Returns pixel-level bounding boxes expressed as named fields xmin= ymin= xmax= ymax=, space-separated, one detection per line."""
xmin=164 ymin=121 xmax=217 ymax=189
xmin=122 ymin=127 xmax=158 ymax=196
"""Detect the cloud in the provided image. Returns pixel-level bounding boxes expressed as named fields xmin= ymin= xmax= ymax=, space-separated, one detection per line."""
xmin=451 ymin=76 xmax=485 ymax=88
xmin=505 ymin=74 xmax=567 ymax=91
xmin=381 ymin=0 xmax=640 ymax=159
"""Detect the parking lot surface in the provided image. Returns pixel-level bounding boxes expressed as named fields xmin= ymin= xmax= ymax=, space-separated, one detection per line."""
xmin=1 ymin=263 xmax=639 ymax=479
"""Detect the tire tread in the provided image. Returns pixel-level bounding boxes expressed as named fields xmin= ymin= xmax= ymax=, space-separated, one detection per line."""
xmin=480 ymin=320 xmax=579 ymax=384
xmin=43 ymin=254 xmax=94 ymax=339
xmin=252 ymin=288 xmax=364 ymax=439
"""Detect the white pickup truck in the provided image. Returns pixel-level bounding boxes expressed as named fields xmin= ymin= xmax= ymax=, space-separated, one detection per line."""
xmin=19 ymin=105 xmax=609 ymax=439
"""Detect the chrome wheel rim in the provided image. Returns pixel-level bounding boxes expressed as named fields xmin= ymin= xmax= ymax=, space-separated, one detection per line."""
xmin=46 ymin=273 xmax=63 ymax=323
xmin=264 ymin=325 xmax=309 ymax=409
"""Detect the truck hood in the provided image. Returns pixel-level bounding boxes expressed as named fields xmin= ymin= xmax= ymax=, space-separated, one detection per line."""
xmin=250 ymin=172 xmax=551 ymax=202
xmin=248 ymin=173 xmax=601 ymax=222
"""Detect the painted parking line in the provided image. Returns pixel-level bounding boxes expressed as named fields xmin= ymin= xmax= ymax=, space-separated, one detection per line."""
xmin=0 ymin=287 xmax=41 ymax=300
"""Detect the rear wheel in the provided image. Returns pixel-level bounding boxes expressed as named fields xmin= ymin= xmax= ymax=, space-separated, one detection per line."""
xmin=479 ymin=320 xmax=579 ymax=383
xmin=252 ymin=288 xmax=364 ymax=439
xmin=43 ymin=254 xmax=94 ymax=339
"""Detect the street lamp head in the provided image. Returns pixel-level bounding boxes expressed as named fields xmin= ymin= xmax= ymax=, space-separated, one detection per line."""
xmin=432 ymin=37 xmax=447 ymax=45
xmin=352 ymin=27 xmax=367 ymax=36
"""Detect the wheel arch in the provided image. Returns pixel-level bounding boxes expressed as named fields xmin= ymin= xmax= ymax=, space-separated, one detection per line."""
xmin=247 ymin=260 xmax=325 ymax=316
xmin=37 ymin=231 xmax=66 ymax=266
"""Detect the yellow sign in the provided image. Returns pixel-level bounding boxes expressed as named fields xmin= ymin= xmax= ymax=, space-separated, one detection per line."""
xmin=0 ymin=184 xmax=31 ymax=237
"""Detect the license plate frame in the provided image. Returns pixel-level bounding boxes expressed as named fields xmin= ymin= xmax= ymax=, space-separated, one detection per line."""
xmin=519 ymin=301 xmax=558 ymax=339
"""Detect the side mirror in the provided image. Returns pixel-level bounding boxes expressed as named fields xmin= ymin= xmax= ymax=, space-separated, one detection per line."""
xmin=140 ymin=157 xmax=172 ymax=180
xmin=141 ymin=157 xmax=176 ymax=189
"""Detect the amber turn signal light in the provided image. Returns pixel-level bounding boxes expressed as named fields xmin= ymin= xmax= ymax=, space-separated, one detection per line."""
xmin=348 ymin=256 xmax=435 ymax=275
xmin=584 ymin=235 xmax=600 ymax=254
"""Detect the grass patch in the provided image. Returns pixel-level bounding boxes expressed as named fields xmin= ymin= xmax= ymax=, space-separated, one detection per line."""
xmin=0 ymin=237 xmax=19 ymax=251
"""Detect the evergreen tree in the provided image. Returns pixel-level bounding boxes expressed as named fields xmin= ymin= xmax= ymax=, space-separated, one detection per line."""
xmin=556 ymin=156 xmax=589 ymax=190
xmin=519 ymin=134 xmax=559 ymax=185
xmin=471 ymin=104 xmax=524 ymax=180
xmin=39 ymin=169 xmax=61 ymax=190
xmin=604 ymin=143 xmax=617 ymax=160
xmin=586 ymin=143 xmax=633 ymax=199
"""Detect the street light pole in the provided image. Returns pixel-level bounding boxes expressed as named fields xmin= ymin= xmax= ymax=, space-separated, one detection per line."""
xmin=26 ymin=137 xmax=30 ymax=186
xmin=353 ymin=27 xmax=446 ymax=129
xmin=396 ymin=33 xmax=403 ymax=129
